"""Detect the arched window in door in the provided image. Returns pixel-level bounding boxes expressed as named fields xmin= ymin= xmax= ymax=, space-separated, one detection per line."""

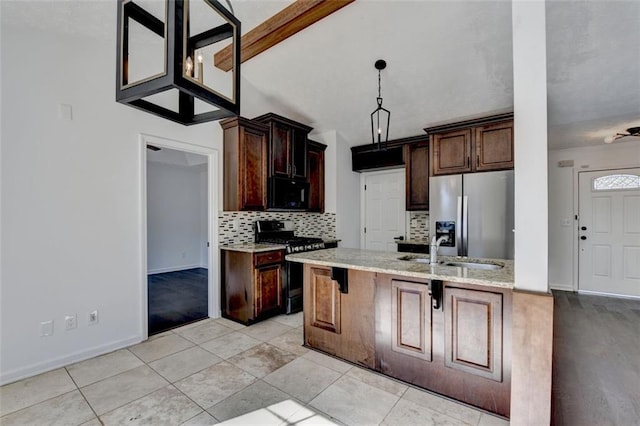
xmin=593 ymin=174 xmax=640 ymax=191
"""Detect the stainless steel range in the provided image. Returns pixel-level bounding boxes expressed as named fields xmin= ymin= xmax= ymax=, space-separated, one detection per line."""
xmin=255 ymin=220 xmax=337 ymax=314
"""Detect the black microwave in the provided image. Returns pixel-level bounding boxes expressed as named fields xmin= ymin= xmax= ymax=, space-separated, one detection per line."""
xmin=269 ymin=177 xmax=309 ymax=210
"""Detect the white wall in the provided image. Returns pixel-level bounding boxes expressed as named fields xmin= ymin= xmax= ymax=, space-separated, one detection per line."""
xmin=548 ymin=140 xmax=640 ymax=291
xmin=309 ymin=130 xmax=360 ymax=248
xmin=0 ymin=11 xmax=225 ymax=383
xmin=147 ymin=162 xmax=207 ymax=274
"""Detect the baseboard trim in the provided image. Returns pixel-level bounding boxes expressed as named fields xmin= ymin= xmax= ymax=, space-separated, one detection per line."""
xmin=578 ymin=290 xmax=640 ymax=300
xmin=0 ymin=335 xmax=143 ymax=386
xmin=148 ymin=264 xmax=205 ymax=275
xmin=549 ymin=283 xmax=574 ymax=292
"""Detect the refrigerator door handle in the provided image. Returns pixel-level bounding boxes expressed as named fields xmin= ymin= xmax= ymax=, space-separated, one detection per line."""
xmin=456 ymin=196 xmax=463 ymax=256
xmin=462 ymin=195 xmax=469 ymax=256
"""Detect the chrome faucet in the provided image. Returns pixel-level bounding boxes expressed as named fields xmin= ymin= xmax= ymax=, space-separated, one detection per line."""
xmin=430 ymin=236 xmax=448 ymax=265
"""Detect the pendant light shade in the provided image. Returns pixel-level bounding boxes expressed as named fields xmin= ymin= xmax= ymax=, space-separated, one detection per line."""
xmin=116 ymin=0 xmax=241 ymax=125
xmin=370 ymin=59 xmax=390 ymax=150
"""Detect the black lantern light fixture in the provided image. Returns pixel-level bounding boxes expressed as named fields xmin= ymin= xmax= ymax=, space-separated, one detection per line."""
xmin=370 ymin=59 xmax=390 ymax=150
xmin=116 ymin=0 xmax=240 ymax=125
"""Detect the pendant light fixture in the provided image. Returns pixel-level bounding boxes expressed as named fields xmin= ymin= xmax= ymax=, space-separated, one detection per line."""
xmin=116 ymin=0 xmax=240 ymax=125
xmin=370 ymin=59 xmax=390 ymax=150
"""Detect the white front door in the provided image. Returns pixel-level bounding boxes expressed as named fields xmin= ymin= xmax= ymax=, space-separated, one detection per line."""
xmin=578 ymin=168 xmax=640 ymax=297
xmin=362 ymin=169 xmax=406 ymax=251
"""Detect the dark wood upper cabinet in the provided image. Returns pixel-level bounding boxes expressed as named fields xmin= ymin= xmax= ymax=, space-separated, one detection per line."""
xmin=254 ymin=113 xmax=312 ymax=180
xmin=220 ymin=117 xmax=269 ymax=211
xmin=474 ymin=121 xmax=514 ymax=172
xmin=430 ymin=129 xmax=473 ymax=175
xmin=307 ymin=140 xmax=326 ymax=213
xmin=425 ymin=113 xmax=514 ymax=176
xmin=405 ymin=140 xmax=430 ymax=210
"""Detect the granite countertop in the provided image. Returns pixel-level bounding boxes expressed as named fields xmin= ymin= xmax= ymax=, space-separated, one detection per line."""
xmin=220 ymin=242 xmax=286 ymax=253
xmin=286 ymin=248 xmax=514 ymax=289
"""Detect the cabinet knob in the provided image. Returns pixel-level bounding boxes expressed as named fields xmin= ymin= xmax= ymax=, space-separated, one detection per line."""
xmin=581 ymin=226 xmax=587 ymax=231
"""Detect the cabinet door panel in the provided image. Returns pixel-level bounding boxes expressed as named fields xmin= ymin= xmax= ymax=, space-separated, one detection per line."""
xmin=255 ymin=264 xmax=282 ymax=317
xmin=241 ymin=128 xmax=268 ymax=210
xmin=307 ymin=143 xmax=325 ymax=212
xmin=292 ymin=128 xmax=307 ymax=179
xmin=406 ymin=141 xmax=430 ymax=210
xmin=475 ymin=121 xmax=514 ymax=171
xmin=431 ymin=130 xmax=472 ymax=175
xmin=271 ymin=124 xmax=291 ymax=177
xmin=444 ymin=287 xmax=503 ymax=381
xmin=310 ymin=267 xmax=341 ymax=333
xmin=391 ymin=279 xmax=432 ymax=361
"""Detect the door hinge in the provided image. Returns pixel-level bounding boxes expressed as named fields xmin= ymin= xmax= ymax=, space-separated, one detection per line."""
xmin=575 ymin=214 xmax=579 ymax=221
xmin=364 ymin=227 xmax=367 ymax=234
xmin=364 ymin=185 xmax=367 ymax=190
xmin=207 ymin=242 xmax=210 ymax=247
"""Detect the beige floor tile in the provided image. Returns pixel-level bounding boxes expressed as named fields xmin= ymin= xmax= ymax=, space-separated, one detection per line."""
xmin=281 ymin=402 xmax=342 ymax=425
xmin=129 ymin=333 xmax=194 ymax=363
xmin=263 ymin=357 xmax=341 ymax=403
xmin=309 ymin=375 xmax=400 ymax=425
xmin=0 ymin=390 xmax=94 ymax=426
xmin=267 ymin=327 xmax=309 ymax=356
xmin=66 ymin=349 xmax=144 ymax=387
xmin=175 ymin=362 xmax=256 ymax=409
xmin=149 ymin=347 xmax=222 ymax=383
xmin=181 ymin=410 xmax=219 ymax=425
xmin=172 ymin=318 xmax=213 ymax=333
xmin=148 ymin=330 xmax=175 ymax=341
xmin=200 ymin=331 xmax=261 ymax=359
xmin=346 ymin=366 xmax=408 ymax=397
xmin=381 ymin=398 xmax=469 ymax=426
xmin=80 ymin=418 xmax=102 ymax=426
xmin=0 ymin=368 xmax=76 ymax=416
xmin=99 ymin=385 xmax=201 ymax=425
xmin=215 ymin=399 xmax=311 ymax=426
xmin=302 ymin=350 xmax=353 ymax=374
xmin=176 ymin=321 xmax=234 ymax=344
xmin=213 ymin=317 xmax=246 ymax=330
xmin=207 ymin=380 xmax=293 ymax=422
xmin=402 ymin=387 xmax=482 ymax=425
xmin=269 ymin=312 xmax=304 ymax=328
xmin=478 ymin=412 xmax=510 ymax=426
xmin=80 ymin=365 xmax=168 ymax=415
xmin=237 ymin=320 xmax=293 ymax=342
xmin=226 ymin=343 xmax=297 ymax=378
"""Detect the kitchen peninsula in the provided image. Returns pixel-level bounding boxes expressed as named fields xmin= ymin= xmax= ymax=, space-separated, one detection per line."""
xmin=287 ymin=248 xmax=514 ymax=418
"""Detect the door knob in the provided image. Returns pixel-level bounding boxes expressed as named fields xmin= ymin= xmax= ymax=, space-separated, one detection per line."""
xmin=580 ymin=236 xmax=587 ymax=240
xmin=581 ymin=226 xmax=587 ymax=231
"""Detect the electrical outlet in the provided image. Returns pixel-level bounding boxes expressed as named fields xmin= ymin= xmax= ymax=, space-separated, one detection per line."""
xmin=65 ymin=314 xmax=77 ymax=330
xmin=88 ymin=310 xmax=99 ymax=326
xmin=40 ymin=320 xmax=54 ymax=337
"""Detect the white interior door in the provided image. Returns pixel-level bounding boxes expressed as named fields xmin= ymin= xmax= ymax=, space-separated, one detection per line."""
xmin=362 ymin=169 xmax=406 ymax=251
xmin=578 ymin=168 xmax=640 ymax=297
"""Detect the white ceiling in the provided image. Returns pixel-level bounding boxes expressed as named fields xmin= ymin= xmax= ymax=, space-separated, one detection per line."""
xmin=3 ymin=0 xmax=639 ymax=150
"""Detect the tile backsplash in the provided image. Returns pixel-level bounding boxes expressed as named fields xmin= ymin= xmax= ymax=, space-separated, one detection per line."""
xmin=408 ymin=211 xmax=429 ymax=242
xmin=218 ymin=211 xmax=336 ymax=245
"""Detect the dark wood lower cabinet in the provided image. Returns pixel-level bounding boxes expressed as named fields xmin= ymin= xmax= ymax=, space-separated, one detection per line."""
xmin=303 ymin=265 xmax=512 ymax=418
xmin=222 ymin=249 xmax=284 ymax=325
xmin=303 ymin=265 xmax=375 ymax=369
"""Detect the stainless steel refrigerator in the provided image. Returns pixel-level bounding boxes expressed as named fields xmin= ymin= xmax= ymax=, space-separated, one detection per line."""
xmin=429 ymin=170 xmax=514 ymax=259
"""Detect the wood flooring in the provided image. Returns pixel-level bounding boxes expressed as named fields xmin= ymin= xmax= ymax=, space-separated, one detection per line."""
xmin=148 ymin=268 xmax=208 ymax=335
xmin=552 ymin=291 xmax=640 ymax=425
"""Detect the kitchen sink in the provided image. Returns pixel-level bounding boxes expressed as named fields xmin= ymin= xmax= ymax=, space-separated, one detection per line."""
xmin=443 ymin=261 xmax=503 ymax=270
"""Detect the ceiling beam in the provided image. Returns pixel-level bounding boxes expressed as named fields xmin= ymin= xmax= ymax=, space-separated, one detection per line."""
xmin=214 ymin=0 xmax=355 ymax=72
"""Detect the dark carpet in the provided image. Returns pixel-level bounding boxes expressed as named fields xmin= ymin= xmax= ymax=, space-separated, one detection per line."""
xmin=148 ymin=267 xmax=208 ymax=335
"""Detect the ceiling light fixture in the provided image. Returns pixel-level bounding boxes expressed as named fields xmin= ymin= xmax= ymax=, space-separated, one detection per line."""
xmin=371 ymin=59 xmax=390 ymax=150
xmin=604 ymin=127 xmax=640 ymax=144
xmin=116 ymin=0 xmax=240 ymax=125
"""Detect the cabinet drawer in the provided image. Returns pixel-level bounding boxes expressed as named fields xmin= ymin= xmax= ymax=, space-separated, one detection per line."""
xmin=254 ymin=250 xmax=284 ymax=266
